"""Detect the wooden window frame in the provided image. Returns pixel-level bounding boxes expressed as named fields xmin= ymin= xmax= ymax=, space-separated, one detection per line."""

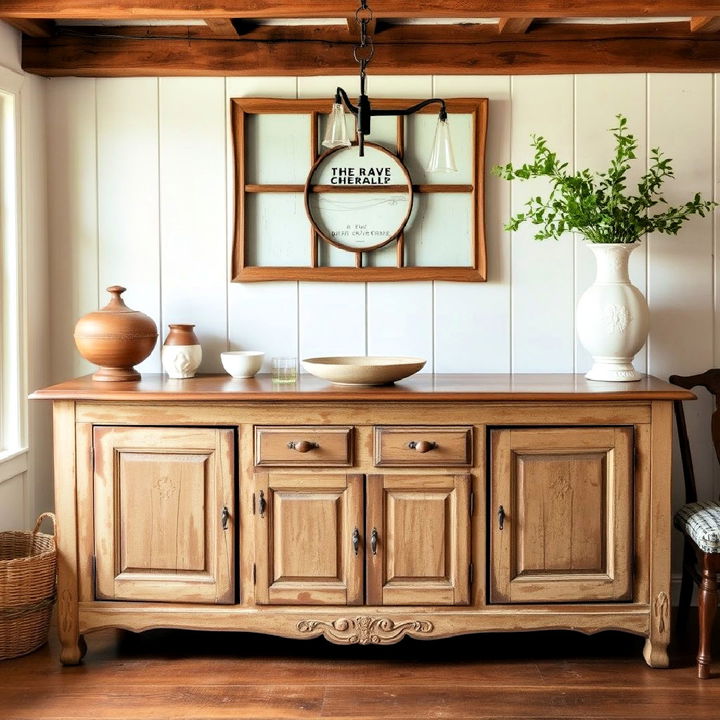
xmin=231 ymin=97 xmax=488 ymax=282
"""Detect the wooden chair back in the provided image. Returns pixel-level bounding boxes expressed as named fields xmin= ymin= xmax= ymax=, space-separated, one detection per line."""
xmin=669 ymin=370 xmax=720 ymax=505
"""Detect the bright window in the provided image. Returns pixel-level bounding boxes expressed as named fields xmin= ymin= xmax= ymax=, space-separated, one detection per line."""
xmin=0 ymin=70 xmax=25 ymax=460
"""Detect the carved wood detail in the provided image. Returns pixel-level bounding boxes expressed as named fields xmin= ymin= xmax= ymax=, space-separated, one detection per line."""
xmin=297 ymin=616 xmax=434 ymax=644
xmin=654 ymin=591 xmax=669 ymax=634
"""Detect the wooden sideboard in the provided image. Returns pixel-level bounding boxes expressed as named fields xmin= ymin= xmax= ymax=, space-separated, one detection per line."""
xmin=32 ymin=373 xmax=693 ymax=666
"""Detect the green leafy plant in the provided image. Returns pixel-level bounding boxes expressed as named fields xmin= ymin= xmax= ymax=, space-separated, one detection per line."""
xmin=492 ymin=115 xmax=716 ymax=243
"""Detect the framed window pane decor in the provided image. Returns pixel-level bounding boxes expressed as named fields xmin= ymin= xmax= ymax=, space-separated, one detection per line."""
xmin=231 ymin=98 xmax=488 ymax=282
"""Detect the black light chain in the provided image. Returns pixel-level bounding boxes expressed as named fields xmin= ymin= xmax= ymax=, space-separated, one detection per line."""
xmin=353 ymin=0 xmax=375 ymax=89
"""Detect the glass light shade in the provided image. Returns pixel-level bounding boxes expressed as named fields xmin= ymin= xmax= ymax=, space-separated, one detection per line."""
xmin=322 ymin=103 xmax=351 ymax=149
xmin=426 ymin=117 xmax=457 ymax=173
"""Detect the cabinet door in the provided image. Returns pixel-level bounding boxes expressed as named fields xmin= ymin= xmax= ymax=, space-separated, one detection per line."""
xmin=93 ymin=426 xmax=235 ymax=604
xmin=366 ymin=474 xmax=471 ymax=606
xmin=254 ymin=473 xmax=363 ymax=605
xmin=490 ymin=427 xmax=633 ymax=603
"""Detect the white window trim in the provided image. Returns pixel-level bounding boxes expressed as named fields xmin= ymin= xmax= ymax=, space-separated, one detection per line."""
xmin=0 ymin=65 xmax=27 ymax=488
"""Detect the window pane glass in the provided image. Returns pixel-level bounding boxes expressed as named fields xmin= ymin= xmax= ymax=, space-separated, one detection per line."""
xmin=403 ymin=193 xmax=473 ymax=267
xmin=246 ymin=193 xmax=310 ymax=266
xmin=246 ymin=114 xmax=311 ymax=184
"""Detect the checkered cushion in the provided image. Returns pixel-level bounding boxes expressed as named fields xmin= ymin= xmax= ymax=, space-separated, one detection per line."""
xmin=674 ymin=500 xmax=720 ymax=553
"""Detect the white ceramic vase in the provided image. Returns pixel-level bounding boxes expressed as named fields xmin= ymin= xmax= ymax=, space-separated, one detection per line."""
xmin=161 ymin=323 xmax=202 ymax=379
xmin=576 ymin=242 xmax=649 ymax=382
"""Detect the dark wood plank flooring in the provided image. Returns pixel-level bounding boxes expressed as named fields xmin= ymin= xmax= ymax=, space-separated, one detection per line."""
xmin=1 ymin=617 xmax=720 ymax=719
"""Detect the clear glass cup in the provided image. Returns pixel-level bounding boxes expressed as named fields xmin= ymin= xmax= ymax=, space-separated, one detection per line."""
xmin=271 ymin=357 xmax=298 ymax=384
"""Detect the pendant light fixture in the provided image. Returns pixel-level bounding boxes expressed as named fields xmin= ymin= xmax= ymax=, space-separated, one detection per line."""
xmin=322 ymin=0 xmax=457 ymax=173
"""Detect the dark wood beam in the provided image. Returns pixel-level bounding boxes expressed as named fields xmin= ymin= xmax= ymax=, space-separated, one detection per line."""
xmin=2 ymin=18 xmax=54 ymax=38
xmin=498 ymin=18 xmax=534 ymax=34
xmin=690 ymin=16 xmax=720 ymax=32
xmin=204 ymin=18 xmax=239 ymax=36
xmin=22 ymin=22 xmax=720 ymax=77
xmin=3 ymin=1 xmax=720 ymax=20
xmin=346 ymin=17 xmax=377 ymax=36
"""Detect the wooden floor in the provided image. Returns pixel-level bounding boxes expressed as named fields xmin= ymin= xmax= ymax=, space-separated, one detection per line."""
xmin=2 ymin=618 xmax=720 ymax=719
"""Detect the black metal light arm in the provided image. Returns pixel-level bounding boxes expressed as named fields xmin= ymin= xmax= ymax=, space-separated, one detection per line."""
xmin=371 ymin=98 xmax=448 ymax=121
xmin=334 ymin=87 xmax=448 ymax=156
xmin=335 ymin=89 xmax=447 ymax=120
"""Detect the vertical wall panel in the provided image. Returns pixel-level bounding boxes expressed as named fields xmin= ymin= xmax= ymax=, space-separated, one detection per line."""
xmin=97 ymin=78 xmax=161 ymax=373
xmin=159 ymin=77 xmax=227 ymax=372
xmin=647 ymin=74 xmax=716 ymax=543
xmin=433 ymin=75 xmax=511 ymax=372
xmin=510 ymin=75 xmax=576 ymax=373
xmin=47 ymin=78 xmax=98 ymax=381
xmin=298 ymin=283 xmax=366 ymax=360
xmin=364 ymin=77 xmax=435 ymax=371
xmin=367 ymin=282 xmax=434 ymax=371
xmin=297 ymin=76 xmax=367 ymax=350
xmin=0 ymin=474 xmax=25 ymax=530
xmin=226 ymin=78 xmax=299 ymax=370
xmin=574 ymin=74 xmax=648 ymax=375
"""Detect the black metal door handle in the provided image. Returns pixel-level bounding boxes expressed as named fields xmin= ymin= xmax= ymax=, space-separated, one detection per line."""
xmin=221 ymin=506 xmax=230 ymax=530
xmin=371 ymin=527 xmax=378 ymax=555
xmin=352 ymin=527 xmax=360 ymax=556
xmin=498 ymin=505 xmax=505 ymax=531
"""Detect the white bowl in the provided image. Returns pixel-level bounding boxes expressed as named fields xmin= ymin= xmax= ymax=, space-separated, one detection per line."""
xmin=221 ymin=351 xmax=264 ymax=378
xmin=302 ymin=356 xmax=426 ymax=385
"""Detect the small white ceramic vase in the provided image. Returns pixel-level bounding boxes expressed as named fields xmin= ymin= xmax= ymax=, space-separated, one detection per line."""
xmin=162 ymin=324 xmax=202 ymax=379
xmin=576 ymin=242 xmax=649 ymax=382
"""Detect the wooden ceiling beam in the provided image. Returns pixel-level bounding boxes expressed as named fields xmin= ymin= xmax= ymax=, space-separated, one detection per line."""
xmin=204 ymin=18 xmax=239 ymax=36
xmin=31 ymin=20 xmax=701 ymax=44
xmin=346 ymin=16 xmax=376 ymax=36
xmin=3 ymin=1 xmax=720 ymax=20
xmin=690 ymin=17 xmax=720 ymax=33
xmin=3 ymin=18 xmax=55 ymax=38
xmin=498 ymin=17 xmax=534 ymax=34
xmin=22 ymin=22 xmax=720 ymax=77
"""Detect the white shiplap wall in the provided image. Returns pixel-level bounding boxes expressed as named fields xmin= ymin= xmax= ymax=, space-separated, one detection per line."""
xmin=46 ymin=74 xmax=720 ymax=573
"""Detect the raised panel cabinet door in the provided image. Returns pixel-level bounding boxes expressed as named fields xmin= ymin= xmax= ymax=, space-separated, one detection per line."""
xmin=93 ymin=426 xmax=235 ymax=603
xmin=254 ymin=473 xmax=363 ymax=605
xmin=490 ymin=427 xmax=633 ymax=603
xmin=366 ymin=474 xmax=471 ymax=606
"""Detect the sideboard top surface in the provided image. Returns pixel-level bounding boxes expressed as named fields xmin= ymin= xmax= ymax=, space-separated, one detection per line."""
xmin=31 ymin=373 xmax=695 ymax=403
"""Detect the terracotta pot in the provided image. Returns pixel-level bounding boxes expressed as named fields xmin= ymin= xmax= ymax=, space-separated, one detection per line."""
xmin=162 ymin=324 xmax=202 ymax=379
xmin=74 ymin=285 xmax=158 ymax=382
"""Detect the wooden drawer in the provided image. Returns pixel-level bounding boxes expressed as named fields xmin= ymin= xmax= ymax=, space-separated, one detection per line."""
xmin=255 ymin=426 xmax=353 ymax=467
xmin=374 ymin=426 xmax=472 ymax=467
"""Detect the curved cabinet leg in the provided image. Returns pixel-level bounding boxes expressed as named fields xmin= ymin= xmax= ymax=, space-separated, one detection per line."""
xmin=697 ymin=563 xmax=717 ymax=679
xmin=57 ymin=586 xmax=83 ymax=665
xmin=59 ymin=634 xmax=85 ymax=666
xmin=643 ymin=637 xmax=669 ymax=668
xmin=643 ymin=590 xmax=671 ymax=668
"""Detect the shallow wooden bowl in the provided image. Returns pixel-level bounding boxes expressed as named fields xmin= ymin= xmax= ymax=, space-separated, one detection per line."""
xmin=302 ymin=356 xmax=426 ymax=385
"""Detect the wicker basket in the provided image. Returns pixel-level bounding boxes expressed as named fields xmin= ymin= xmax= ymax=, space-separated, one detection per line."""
xmin=0 ymin=513 xmax=57 ymax=660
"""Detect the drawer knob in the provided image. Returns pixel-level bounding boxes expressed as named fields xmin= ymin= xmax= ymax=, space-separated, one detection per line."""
xmin=407 ymin=440 xmax=438 ymax=453
xmin=287 ymin=440 xmax=319 ymax=453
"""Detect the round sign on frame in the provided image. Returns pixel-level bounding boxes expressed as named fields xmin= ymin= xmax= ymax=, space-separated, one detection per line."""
xmin=304 ymin=143 xmax=413 ymax=253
